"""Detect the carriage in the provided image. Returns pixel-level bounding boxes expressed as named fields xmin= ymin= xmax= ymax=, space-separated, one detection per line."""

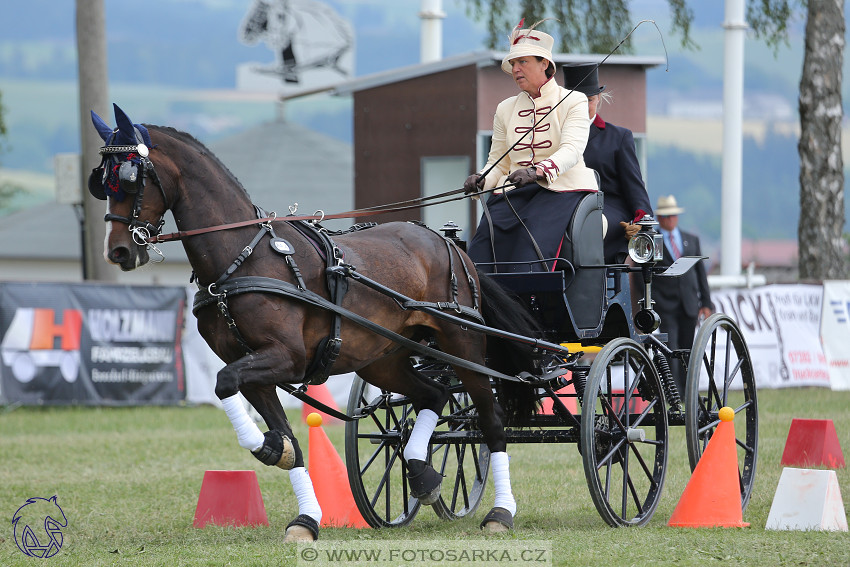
xmin=89 ymin=105 xmax=758 ymax=536
xmin=343 ymin=191 xmax=758 ymax=528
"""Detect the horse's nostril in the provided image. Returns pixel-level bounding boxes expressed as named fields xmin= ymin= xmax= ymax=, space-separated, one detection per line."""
xmin=108 ymin=246 xmax=130 ymax=265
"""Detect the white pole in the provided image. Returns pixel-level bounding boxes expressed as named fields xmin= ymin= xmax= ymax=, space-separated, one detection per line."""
xmin=419 ymin=0 xmax=445 ymax=63
xmin=720 ymin=0 xmax=747 ymax=276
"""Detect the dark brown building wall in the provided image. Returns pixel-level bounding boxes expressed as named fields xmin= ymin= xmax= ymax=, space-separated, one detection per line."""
xmin=353 ymin=65 xmax=478 ymax=223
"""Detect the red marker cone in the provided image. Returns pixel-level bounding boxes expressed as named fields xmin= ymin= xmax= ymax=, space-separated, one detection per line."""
xmin=668 ymin=407 xmax=749 ymax=528
xmin=781 ymin=418 xmax=845 ymax=468
xmin=306 ymin=412 xmax=369 ymax=528
xmin=193 ymin=470 xmax=269 ymax=528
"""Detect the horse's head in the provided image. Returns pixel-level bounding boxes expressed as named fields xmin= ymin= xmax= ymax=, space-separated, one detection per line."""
xmin=89 ymin=104 xmax=171 ymax=271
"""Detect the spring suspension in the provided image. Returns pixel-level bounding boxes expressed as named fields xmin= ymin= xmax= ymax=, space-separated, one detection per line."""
xmin=654 ymin=352 xmax=681 ymax=410
xmin=572 ymin=369 xmax=588 ymax=404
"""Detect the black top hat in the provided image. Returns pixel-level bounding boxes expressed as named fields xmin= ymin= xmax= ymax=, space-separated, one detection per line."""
xmin=563 ymin=63 xmax=605 ymax=96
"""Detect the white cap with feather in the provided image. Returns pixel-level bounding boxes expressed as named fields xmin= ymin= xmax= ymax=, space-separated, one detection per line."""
xmin=501 ymin=18 xmax=556 ymax=75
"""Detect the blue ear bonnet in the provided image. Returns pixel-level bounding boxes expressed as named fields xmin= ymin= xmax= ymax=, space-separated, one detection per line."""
xmin=88 ymin=104 xmax=154 ymax=201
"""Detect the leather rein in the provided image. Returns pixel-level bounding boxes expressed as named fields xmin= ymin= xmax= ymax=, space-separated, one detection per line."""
xmin=148 ymin=181 xmax=513 ymax=244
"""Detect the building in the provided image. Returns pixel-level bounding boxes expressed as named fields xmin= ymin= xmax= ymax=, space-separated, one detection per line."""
xmin=329 ymin=50 xmax=665 ymax=237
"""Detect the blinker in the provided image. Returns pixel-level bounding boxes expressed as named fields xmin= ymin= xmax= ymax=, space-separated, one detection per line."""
xmin=119 ymin=160 xmax=141 ymax=194
xmin=88 ymin=165 xmax=108 ymax=200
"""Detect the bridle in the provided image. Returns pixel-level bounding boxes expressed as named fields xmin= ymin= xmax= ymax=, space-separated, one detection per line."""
xmin=95 ymin=140 xmax=171 ymax=261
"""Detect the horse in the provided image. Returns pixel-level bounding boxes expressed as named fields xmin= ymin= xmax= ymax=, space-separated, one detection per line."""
xmin=87 ymin=104 xmax=540 ymax=541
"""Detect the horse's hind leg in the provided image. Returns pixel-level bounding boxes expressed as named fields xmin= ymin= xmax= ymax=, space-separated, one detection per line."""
xmin=241 ymin=384 xmax=321 ymax=543
xmin=358 ymin=350 xmax=450 ymax=505
xmin=452 ymin=367 xmax=517 ymax=533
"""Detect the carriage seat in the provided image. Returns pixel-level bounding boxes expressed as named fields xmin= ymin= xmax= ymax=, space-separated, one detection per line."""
xmin=557 ymin=191 xmax=606 ymax=330
xmin=488 ymin=191 xmax=606 ymax=338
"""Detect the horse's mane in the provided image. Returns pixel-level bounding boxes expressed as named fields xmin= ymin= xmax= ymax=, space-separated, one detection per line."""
xmin=145 ymin=124 xmax=252 ymax=200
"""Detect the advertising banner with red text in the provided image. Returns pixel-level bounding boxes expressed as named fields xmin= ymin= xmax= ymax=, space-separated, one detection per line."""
xmin=0 ymin=282 xmax=186 ymax=405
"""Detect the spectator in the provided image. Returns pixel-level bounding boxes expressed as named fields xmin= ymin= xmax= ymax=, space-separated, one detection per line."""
xmin=652 ymin=195 xmax=714 ymax=395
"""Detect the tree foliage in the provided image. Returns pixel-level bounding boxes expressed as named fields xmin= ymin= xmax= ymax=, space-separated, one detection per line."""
xmin=462 ymin=0 xmax=804 ymax=53
xmin=462 ymin=0 xmax=695 ymax=53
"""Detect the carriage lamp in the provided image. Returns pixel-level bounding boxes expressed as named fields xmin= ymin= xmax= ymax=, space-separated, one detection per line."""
xmin=627 ymin=216 xmax=664 ymax=264
xmin=440 ymin=221 xmax=467 ymax=251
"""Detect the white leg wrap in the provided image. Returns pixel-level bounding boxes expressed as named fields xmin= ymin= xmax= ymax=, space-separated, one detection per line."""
xmin=289 ymin=467 xmax=322 ymax=524
xmin=491 ymin=451 xmax=516 ymax=516
xmin=402 ymin=409 xmax=439 ymax=462
xmin=221 ymin=395 xmax=265 ymax=452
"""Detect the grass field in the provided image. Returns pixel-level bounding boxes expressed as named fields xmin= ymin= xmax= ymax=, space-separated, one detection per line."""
xmin=2 ymin=388 xmax=849 ymax=566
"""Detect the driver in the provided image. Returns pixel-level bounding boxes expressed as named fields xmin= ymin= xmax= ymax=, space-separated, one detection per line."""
xmin=464 ymin=19 xmax=598 ymax=273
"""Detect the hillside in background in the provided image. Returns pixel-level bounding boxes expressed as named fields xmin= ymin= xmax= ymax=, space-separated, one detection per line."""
xmin=0 ymin=0 xmax=847 ymax=247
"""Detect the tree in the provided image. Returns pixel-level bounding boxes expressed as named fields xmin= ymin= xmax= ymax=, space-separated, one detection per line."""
xmin=464 ymin=0 xmax=847 ymax=280
xmin=0 ymin=90 xmax=24 ymax=210
xmin=797 ymin=0 xmax=845 ymax=279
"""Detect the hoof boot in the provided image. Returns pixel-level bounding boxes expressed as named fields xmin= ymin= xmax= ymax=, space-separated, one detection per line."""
xmin=284 ymin=514 xmax=319 ymax=542
xmin=406 ymin=459 xmax=442 ymax=505
xmin=480 ymin=507 xmax=514 ymax=533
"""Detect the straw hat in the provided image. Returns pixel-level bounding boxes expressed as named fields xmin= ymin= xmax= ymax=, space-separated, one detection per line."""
xmin=501 ymin=20 xmax=556 ymax=75
xmin=655 ymin=195 xmax=685 ymax=216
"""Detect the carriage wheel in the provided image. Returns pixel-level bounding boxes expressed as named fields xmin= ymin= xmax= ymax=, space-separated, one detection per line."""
xmin=345 ymin=375 xmax=420 ymax=528
xmin=430 ymin=386 xmax=490 ymax=521
xmin=685 ymin=313 xmax=758 ymax=510
xmin=581 ymin=338 xmax=669 ymax=527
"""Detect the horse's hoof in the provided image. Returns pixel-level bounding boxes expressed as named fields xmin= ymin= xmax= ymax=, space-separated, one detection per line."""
xmin=284 ymin=514 xmax=319 ymax=542
xmin=284 ymin=525 xmax=315 ymax=543
xmin=480 ymin=507 xmax=513 ymax=533
xmin=406 ymin=459 xmax=442 ymax=505
xmin=276 ymin=435 xmax=296 ymax=470
xmin=252 ymin=431 xmax=296 ymax=470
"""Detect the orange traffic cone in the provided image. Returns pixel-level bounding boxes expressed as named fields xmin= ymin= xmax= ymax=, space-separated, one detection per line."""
xmin=306 ymin=412 xmax=369 ymax=528
xmin=301 ymin=384 xmax=342 ymax=425
xmin=668 ymin=407 xmax=749 ymax=528
xmin=193 ymin=470 xmax=269 ymax=528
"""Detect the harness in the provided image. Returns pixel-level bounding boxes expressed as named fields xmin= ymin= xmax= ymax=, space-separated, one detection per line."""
xmin=191 ymin=207 xmax=352 ymax=386
xmin=191 ymin=210 xmax=486 ymax=389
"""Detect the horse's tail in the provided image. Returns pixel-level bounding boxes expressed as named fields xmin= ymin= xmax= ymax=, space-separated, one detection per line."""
xmin=476 ymin=269 xmax=542 ymax=426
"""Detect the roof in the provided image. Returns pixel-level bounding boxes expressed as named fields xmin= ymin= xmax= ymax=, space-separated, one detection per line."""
xmin=208 ymin=119 xmax=353 ymax=229
xmin=315 ymin=50 xmax=667 ymax=97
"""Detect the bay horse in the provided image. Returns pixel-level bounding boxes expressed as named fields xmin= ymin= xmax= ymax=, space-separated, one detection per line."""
xmin=88 ymin=104 xmax=539 ymax=541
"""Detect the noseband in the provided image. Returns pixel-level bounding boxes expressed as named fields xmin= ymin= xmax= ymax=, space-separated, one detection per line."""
xmin=97 ymin=142 xmax=170 ymax=259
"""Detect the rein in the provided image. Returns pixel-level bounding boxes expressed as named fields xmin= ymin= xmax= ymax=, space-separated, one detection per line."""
xmin=149 ymin=183 xmax=516 ymax=244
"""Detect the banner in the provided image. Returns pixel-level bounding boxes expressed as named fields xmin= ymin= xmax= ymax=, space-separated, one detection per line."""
xmin=821 ymin=280 xmax=850 ymax=390
xmin=0 ymin=282 xmax=186 ymax=405
xmin=711 ymin=285 xmax=829 ymax=389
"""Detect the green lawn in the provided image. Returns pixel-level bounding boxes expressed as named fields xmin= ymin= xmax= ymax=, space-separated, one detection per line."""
xmin=1 ymin=388 xmax=848 ymax=566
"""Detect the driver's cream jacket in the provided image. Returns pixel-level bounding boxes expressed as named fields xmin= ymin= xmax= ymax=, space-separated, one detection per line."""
xmin=478 ymin=77 xmax=599 ymax=194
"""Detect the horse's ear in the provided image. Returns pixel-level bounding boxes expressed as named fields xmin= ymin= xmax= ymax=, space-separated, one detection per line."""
xmin=113 ymin=103 xmax=135 ymax=138
xmin=90 ymin=110 xmax=113 ymax=142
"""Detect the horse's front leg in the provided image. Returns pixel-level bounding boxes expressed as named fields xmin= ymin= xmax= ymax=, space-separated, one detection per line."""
xmin=241 ymin=383 xmax=322 ymax=543
xmin=214 ymin=351 xmax=321 ymax=542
